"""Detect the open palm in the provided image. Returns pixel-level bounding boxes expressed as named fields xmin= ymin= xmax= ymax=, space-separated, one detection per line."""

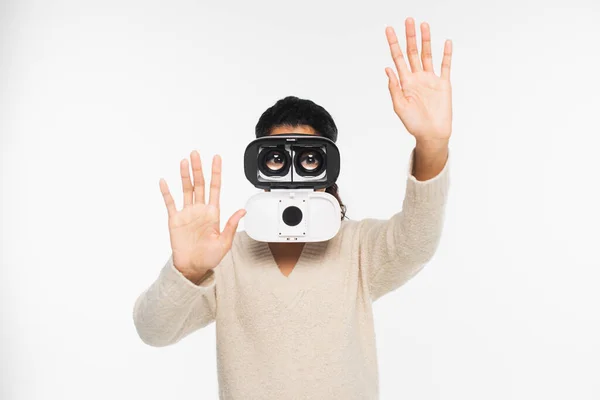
xmin=159 ymin=151 xmax=246 ymax=279
xmin=385 ymin=18 xmax=453 ymax=147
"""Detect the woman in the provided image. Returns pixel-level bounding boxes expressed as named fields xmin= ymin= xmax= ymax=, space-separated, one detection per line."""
xmin=133 ymin=18 xmax=452 ymax=400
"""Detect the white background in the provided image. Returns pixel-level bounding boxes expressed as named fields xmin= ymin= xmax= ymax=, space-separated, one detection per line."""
xmin=1 ymin=0 xmax=599 ymax=399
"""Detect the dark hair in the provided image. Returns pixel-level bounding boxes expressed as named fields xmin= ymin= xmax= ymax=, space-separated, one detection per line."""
xmin=255 ymin=96 xmax=347 ymax=220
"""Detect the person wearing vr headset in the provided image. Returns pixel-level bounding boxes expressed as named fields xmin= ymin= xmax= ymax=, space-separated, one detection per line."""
xmin=134 ymin=17 xmax=452 ymax=400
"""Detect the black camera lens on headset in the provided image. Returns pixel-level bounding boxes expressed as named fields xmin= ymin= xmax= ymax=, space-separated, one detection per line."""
xmin=258 ymin=147 xmax=291 ymax=177
xmin=282 ymin=206 xmax=303 ymax=226
xmin=294 ymin=147 xmax=326 ymax=177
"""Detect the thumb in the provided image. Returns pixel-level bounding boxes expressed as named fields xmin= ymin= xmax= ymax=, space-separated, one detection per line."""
xmin=221 ymin=209 xmax=246 ymax=248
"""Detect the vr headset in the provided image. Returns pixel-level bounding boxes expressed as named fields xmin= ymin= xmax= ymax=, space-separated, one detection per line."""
xmin=243 ymin=134 xmax=341 ymax=242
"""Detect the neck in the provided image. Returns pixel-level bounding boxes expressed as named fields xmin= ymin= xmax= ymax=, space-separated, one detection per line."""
xmin=268 ymin=241 xmax=305 ymax=257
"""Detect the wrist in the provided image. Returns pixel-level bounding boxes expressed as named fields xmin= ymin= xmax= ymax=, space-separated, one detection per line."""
xmin=175 ymin=264 xmax=212 ymax=286
xmin=415 ymin=138 xmax=449 ymax=156
xmin=412 ymin=141 xmax=449 ymax=181
xmin=185 ymin=269 xmax=213 ymax=285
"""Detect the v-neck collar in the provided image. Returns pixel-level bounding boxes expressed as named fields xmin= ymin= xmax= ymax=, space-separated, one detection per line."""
xmin=268 ymin=242 xmax=308 ymax=280
xmin=244 ymin=232 xmax=328 ymax=287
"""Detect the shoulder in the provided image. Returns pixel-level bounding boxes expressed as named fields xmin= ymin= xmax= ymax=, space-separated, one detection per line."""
xmin=338 ymin=217 xmax=385 ymax=236
xmin=330 ymin=217 xmax=390 ymax=250
xmin=327 ymin=218 xmax=362 ymax=249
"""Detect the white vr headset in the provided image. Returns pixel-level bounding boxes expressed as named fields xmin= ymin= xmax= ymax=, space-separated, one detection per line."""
xmin=243 ymin=134 xmax=342 ymax=243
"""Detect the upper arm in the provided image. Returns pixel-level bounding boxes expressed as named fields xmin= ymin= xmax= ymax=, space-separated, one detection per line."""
xmin=356 ymin=153 xmax=450 ymax=301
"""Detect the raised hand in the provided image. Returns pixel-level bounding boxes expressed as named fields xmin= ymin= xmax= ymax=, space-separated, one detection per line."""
xmin=159 ymin=151 xmax=246 ymax=282
xmin=385 ymin=18 xmax=453 ymax=151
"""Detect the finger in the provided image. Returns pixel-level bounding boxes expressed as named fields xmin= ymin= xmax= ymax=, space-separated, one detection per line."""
xmin=190 ymin=150 xmax=205 ymax=204
xmin=385 ymin=26 xmax=410 ymax=86
xmin=208 ymin=155 xmax=222 ymax=208
xmin=180 ymin=159 xmax=193 ymax=207
xmin=159 ymin=178 xmax=177 ymax=218
xmin=441 ymin=39 xmax=453 ymax=81
xmin=221 ymin=209 xmax=246 ymax=247
xmin=405 ymin=17 xmax=422 ymax=72
xmin=420 ymin=22 xmax=434 ymax=73
xmin=385 ymin=67 xmax=407 ymax=111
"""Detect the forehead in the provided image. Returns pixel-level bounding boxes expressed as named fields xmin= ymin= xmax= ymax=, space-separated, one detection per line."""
xmin=269 ymin=125 xmax=318 ymax=136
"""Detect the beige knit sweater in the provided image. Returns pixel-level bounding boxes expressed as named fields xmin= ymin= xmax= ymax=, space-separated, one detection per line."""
xmin=133 ymin=150 xmax=450 ymax=399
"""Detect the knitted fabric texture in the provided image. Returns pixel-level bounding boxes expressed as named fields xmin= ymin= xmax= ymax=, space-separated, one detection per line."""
xmin=133 ymin=149 xmax=450 ymax=399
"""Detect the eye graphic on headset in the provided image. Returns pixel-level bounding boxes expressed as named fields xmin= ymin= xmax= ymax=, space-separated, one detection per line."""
xmin=257 ymin=147 xmax=291 ymax=177
xmin=294 ymin=148 xmax=326 ymax=177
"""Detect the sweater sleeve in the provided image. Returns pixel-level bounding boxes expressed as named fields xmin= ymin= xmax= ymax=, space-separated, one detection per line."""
xmin=132 ymin=253 xmax=221 ymax=347
xmin=358 ymin=148 xmax=450 ymax=301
